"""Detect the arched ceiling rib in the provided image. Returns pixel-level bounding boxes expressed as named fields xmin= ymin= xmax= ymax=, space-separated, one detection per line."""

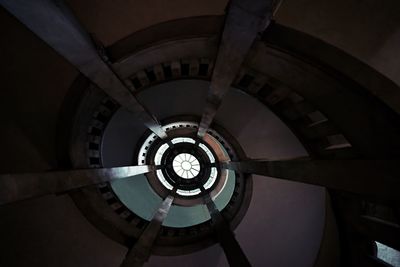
xmin=1 ymin=1 xmax=400 ymax=266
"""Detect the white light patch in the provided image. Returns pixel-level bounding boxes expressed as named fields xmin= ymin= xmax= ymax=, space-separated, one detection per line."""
xmin=176 ymin=188 xmax=201 ymax=196
xmin=154 ymin=143 xmax=169 ymax=165
xmin=375 ymin=241 xmax=400 ymax=267
xmin=203 ymin=167 xmax=218 ymax=189
xmin=171 ymin=137 xmax=196 ymax=144
xmin=172 ymin=153 xmax=200 ymax=179
xmin=199 ymin=143 xmax=215 ymax=163
xmin=156 ymin=169 xmax=174 ymax=190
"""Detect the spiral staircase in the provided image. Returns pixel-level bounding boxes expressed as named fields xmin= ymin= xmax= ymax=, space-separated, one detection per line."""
xmin=0 ymin=0 xmax=400 ymax=266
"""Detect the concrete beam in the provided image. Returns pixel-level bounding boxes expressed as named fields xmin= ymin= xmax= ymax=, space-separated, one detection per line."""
xmin=120 ymin=192 xmax=175 ymax=267
xmin=203 ymin=191 xmax=251 ymax=267
xmin=0 ymin=0 xmax=167 ymax=138
xmin=197 ymin=0 xmax=275 ymax=137
xmin=360 ymin=216 xmax=400 ymax=252
xmin=224 ymin=159 xmax=400 ymax=202
xmin=0 ymin=165 xmax=153 ymax=205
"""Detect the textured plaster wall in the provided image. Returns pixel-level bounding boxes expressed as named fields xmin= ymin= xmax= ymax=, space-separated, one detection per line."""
xmin=277 ymin=0 xmax=400 ymax=86
xmin=0 ymin=0 xmax=400 ymax=266
xmin=0 ymin=7 xmax=78 ymax=173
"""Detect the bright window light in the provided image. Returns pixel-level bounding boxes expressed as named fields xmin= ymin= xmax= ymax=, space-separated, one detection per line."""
xmin=198 ymin=143 xmax=215 ymax=163
xmin=375 ymin=241 xmax=400 ymax=267
xmin=156 ymin=169 xmax=173 ymax=190
xmin=176 ymin=188 xmax=201 ymax=196
xmin=203 ymin=167 xmax=218 ymax=189
xmin=154 ymin=143 xmax=169 ymax=165
xmin=171 ymin=137 xmax=195 ymax=144
xmin=172 ymin=153 xmax=200 ymax=179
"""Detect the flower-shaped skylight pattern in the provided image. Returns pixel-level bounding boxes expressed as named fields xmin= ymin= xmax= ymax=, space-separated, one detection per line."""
xmin=172 ymin=153 xmax=200 ymax=179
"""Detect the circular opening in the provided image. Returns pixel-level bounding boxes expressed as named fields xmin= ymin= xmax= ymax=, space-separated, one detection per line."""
xmin=172 ymin=153 xmax=200 ymax=179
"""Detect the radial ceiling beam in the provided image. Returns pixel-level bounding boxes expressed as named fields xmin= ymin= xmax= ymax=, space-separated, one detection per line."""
xmin=0 ymin=0 xmax=167 ymax=139
xmin=197 ymin=0 xmax=275 ymax=137
xmin=224 ymin=159 xmax=400 ymax=202
xmin=120 ymin=191 xmax=175 ymax=267
xmin=203 ymin=191 xmax=251 ymax=267
xmin=0 ymin=165 xmax=153 ymax=206
xmin=359 ymin=215 xmax=400 ymax=251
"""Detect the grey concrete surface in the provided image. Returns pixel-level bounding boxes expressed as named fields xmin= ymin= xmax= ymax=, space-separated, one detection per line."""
xmin=0 ymin=0 xmax=398 ymax=266
xmin=277 ymin=0 xmax=400 ymax=86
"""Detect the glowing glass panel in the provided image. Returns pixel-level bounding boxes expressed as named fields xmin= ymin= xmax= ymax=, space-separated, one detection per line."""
xmin=176 ymin=188 xmax=201 ymax=196
xmin=172 ymin=153 xmax=200 ymax=179
xmin=171 ymin=137 xmax=196 ymax=144
xmin=375 ymin=241 xmax=400 ymax=267
xmin=204 ymin=167 xmax=218 ymax=189
xmin=198 ymin=143 xmax=215 ymax=163
xmin=154 ymin=143 xmax=169 ymax=165
xmin=156 ymin=169 xmax=174 ymax=190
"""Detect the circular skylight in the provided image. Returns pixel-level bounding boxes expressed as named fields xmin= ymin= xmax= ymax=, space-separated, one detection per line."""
xmin=172 ymin=153 xmax=200 ymax=179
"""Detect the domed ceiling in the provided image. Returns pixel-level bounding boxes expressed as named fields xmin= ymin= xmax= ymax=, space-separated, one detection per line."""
xmin=1 ymin=1 xmax=400 ymax=267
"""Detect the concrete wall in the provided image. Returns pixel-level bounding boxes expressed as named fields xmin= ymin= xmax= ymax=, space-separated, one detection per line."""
xmin=1 ymin=0 xmax=399 ymax=172
xmin=0 ymin=7 xmax=77 ymax=173
xmin=66 ymin=0 xmax=227 ymax=46
xmin=277 ymin=0 xmax=400 ymax=86
xmin=0 ymin=0 xmax=399 ymax=266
